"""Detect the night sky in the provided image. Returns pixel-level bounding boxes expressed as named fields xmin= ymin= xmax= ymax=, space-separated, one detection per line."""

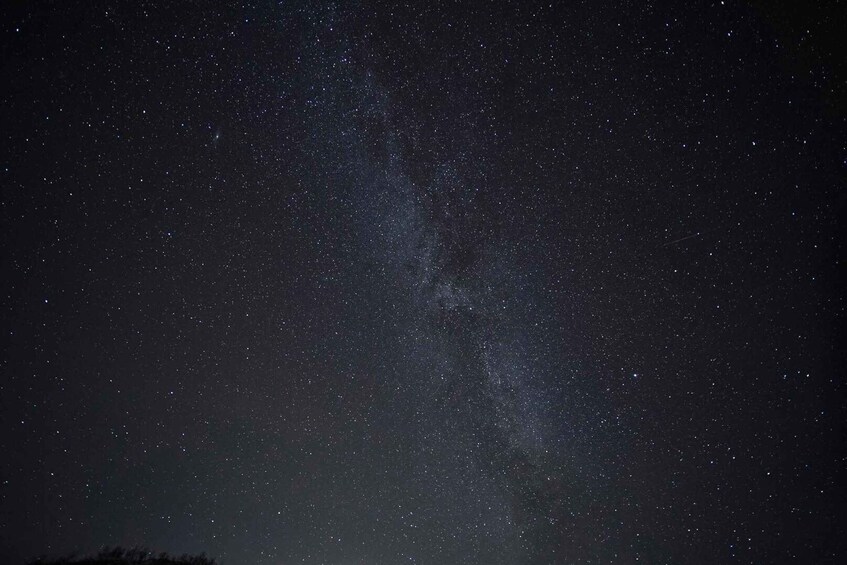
xmin=1 ymin=2 xmax=845 ymax=564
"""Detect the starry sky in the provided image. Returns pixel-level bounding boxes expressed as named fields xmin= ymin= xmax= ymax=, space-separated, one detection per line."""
xmin=1 ymin=2 xmax=845 ymax=564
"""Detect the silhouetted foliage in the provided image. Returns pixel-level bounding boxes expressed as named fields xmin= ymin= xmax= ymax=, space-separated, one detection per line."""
xmin=27 ymin=546 xmax=216 ymax=565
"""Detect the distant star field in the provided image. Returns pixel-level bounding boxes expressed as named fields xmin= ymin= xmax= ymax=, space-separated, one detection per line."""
xmin=1 ymin=2 xmax=844 ymax=564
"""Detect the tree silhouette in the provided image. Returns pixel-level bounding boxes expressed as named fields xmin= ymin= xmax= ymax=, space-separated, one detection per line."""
xmin=26 ymin=547 xmax=216 ymax=565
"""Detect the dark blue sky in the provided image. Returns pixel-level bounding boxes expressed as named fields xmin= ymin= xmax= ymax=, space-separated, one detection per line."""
xmin=1 ymin=2 xmax=844 ymax=564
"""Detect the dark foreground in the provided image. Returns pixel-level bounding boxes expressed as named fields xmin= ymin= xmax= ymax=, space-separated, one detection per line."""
xmin=27 ymin=548 xmax=215 ymax=565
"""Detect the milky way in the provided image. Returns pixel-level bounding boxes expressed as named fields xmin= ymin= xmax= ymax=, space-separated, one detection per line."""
xmin=1 ymin=2 xmax=844 ymax=564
